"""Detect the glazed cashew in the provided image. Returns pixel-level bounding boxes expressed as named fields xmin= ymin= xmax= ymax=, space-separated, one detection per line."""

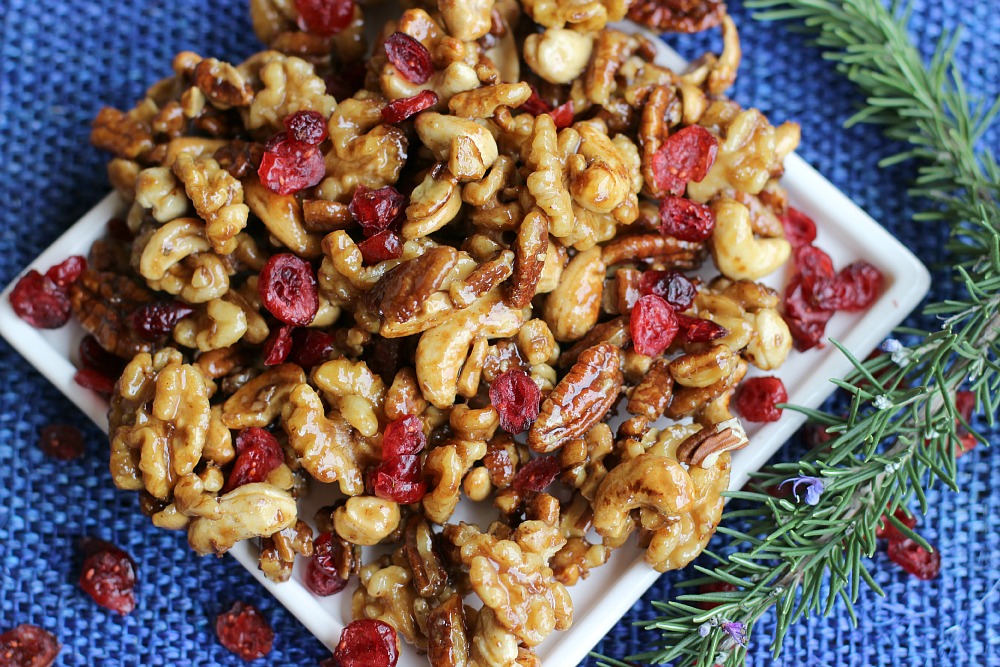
xmin=334 ymin=496 xmax=401 ymax=546
xmin=188 ymin=483 xmax=297 ymax=555
xmin=523 ymin=29 xmax=594 ymax=85
xmin=541 ymin=247 xmax=605 ymax=342
xmin=401 ymin=169 xmax=463 ymax=239
xmin=415 ymin=113 xmax=499 ymax=181
xmin=139 ymin=218 xmax=211 ymax=282
xmin=416 ymin=290 xmax=525 ymax=409
xmin=592 ymin=454 xmax=695 ymax=547
xmin=745 ymin=308 xmax=793 ymax=370
xmin=423 ymin=439 xmax=488 ymax=523
xmin=134 ymin=167 xmax=190 ymax=223
xmin=243 ymin=178 xmax=323 ymax=259
xmin=439 ymin=0 xmax=494 ymax=40
xmin=710 ymin=198 xmax=791 ymax=280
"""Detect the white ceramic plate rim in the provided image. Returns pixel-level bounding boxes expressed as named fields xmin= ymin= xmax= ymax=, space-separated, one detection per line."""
xmin=0 ymin=26 xmax=930 ymax=667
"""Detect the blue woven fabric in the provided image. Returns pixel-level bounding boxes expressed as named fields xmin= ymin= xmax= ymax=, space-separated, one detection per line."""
xmin=1 ymin=0 xmax=998 ymax=665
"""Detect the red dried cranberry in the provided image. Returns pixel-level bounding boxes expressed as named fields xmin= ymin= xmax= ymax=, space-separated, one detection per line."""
xmin=284 ymin=110 xmax=329 ymax=145
xmin=216 ymin=601 xmax=274 ymax=660
xmin=793 ymin=244 xmax=836 ymax=289
xmin=780 ymin=207 xmax=817 ymax=248
xmin=521 ymin=86 xmax=551 ymax=115
xmin=512 ymin=456 xmax=560 ymax=492
xmin=385 ymin=32 xmax=433 ymax=85
xmin=382 ymin=415 xmax=426 ymax=459
xmin=735 ymin=376 xmax=787 ymax=422
xmin=333 ymin=619 xmax=400 ymax=667
xmin=289 ymin=328 xmax=337 ymax=369
xmin=130 ymin=300 xmax=195 ymax=340
xmin=8 ymin=270 xmax=72 ymax=329
xmin=638 ymin=270 xmax=696 ymax=310
xmin=875 ymin=508 xmax=917 ymax=541
xmin=359 ymin=230 xmax=404 ymax=265
xmin=263 ymin=325 xmax=295 ymax=366
xmin=887 ymin=537 xmax=940 ymax=580
xmin=549 ymin=101 xmax=574 ymax=129
xmin=258 ymin=132 xmax=326 ymax=195
xmin=0 ymin=624 xmax=61 ymax=667
xmin=658 ymin=196 xmax=716 ymax=242
xmin=349 ymin=185 xmax=406 ymax=236
xmin=954 ymin=390 xmax=977 ymax=457
xmin=295 ymin=0 xmax=354 ymax=36
xmin=79 ymin=542 xmax=136 ymax=614
xmin=675 ymin=313 xmax=727 ymax=343
xmin=224 ymin=428 xmax=284 ymax=492
xmin=489 ymin=369 xmax=541 ymax=434
xmin=382 ymin=90 xmax=439 ymax=124
xmin=306 ymin=532 xmax=350 ymax=596
xmin=371 ymin=455 xmax=427 ymax=504
xmin=630 ymin=294 xmax=678 ymax=357
xmin=258 ymin=253 xmax=320 ymax=326
xmin=783 ymin=277 xmax=833 ymax=351
xmin=74 ymin=368 xmax=115 ymax=396
xmin=38 ymin=424 xmax=85 ymax=461
xmin=79 ymin=335 xmax=126 ymax=377
xmin=697 ymin=581 xmax=738 ymax=610
xmin=651 ymin=125 xmax=719 ymax=196
xmin=811 ymin=261 xmax=883 ymax=311
xmin=44 ymin=255 xmax=87 ymax=288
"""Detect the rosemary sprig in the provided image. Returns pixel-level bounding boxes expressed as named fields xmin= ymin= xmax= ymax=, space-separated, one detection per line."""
xmin=607 ymin=1 xmax=1000 ymax=665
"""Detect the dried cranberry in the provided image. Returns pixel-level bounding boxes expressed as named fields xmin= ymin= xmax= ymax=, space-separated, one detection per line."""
xmin=349 ymin=185 xmax=406 ymax=236
xmin=333 ymin=619 xmax=400 ymax=667
xmin=359 ymin=230 xmax=404 ymax=265
xmin=0 ymin=624 xmax=61 ymax=667
xmin=549 ymin=101 xmax=575 ymax=129
xmin=793 ymin=244 xmax=835 ymax=289
xmin=295 ymin=0 xmax=354 ymax=36
xmin=79 ymin=542 xmax=136 ymax=614
xmin=735 ymin=376 xmax=787 ymax=422
xmin=324 ymin=61 xmax=367 ymax=102
xmin=512 ymin=456 xmax=560 ymax=492
xmin=258 ymin=132 xmax=326 ymax=195
xmin=875 ymin=508 xmax=917 ymax=541
xmin=697 ymin=581 xmax=738 ymax=610
xmin=258 ymin=253 xmax=320 ymax=326
xmin=638 ymin=270 xmax=696 ymax=310
xmin=630 ymin=294 xmax=678 ymax=357
xmin=658 ymin=196 xmax=716 ymax=242
xmin=306 ymin=533 xmax=350 ymax=596
xmin=284 ymin=110 xmax=329 ymax=145
xmin=382 ymin=415 xmax=426 ymax=459
xmin=887 ymin=537 xmax=941 ymax=580
xmin=289 ymin=328 xmax=337 ymax=369
xmin=371 ymin=455 xmax=427 ymax=504
xmin=954 ymin=390 xmax=977 ymax=457
xmin=384 ymin=32 xmax=433 ymax=85
xmin=263 ymin=325 xmax=295 ymax=366
xmin=783 ymin=277 xmax=834 ymax=351
xmin=780 ymin=207 xmax=817 ymax=248
xmin=675 ymin=313 xmax=728 ymax=343
xmin=44 ymin=255 xmax=87 ymax=288
xmin=38 ymin=424 xmax=85 ymax=461
xmin=74 ymin=368 xmax=115 ymax=396
xmin=651 ymin=125 xmax=719 ymax=196
xmin=489 ymin=369 xmax=541 ymax=434
xmin=224 ymin=428 xmax=284 ymax=492
xmin=382 ymin=90 xmax=439 ymax=124
xmin=79 ymin=335 xmax=126 ymax=377
xmin=216 ymin=601 xmax=274 ymax=661
xmin=811 ymin=261 xmax=883 ymax=311
xmin=130 ymin=300 xmax=195 ymax=340
xmin=521 ymin=86 xmax=551 ymax=115
xmin=8 ymin=270 xmax=72 ymax=329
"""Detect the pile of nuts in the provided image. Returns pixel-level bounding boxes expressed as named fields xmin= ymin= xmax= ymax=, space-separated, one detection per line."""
xmin=13 ymin=0 xmax=847 ymax=663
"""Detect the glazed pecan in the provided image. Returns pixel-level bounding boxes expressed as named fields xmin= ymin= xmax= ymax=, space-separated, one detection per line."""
xmin=558 ymin=316 xmax=629 ymax=367
xmin=194 ymin=58 xmax=254 ymax=108
xmin=69 ymin=269 xmax=157 ymax=358
xmin=674 ymin=418 xmax=748 ymax=467
xmin=364 ymin=247 xmax=460 ymax=329
xmin=627 ymin=357 xmax=674 ymax=420
xmin=600 ymin=233 xmax=704 ymax=267
xmin=427 ymin=593 xmax=470 ymax=667
xmin=529 ymin=343 xmax=623 ymax=453
xmin=506 ymin=209 xmax=549 ymax=308
xmin=91 ymin=107 xmax=154 ymax=159
xmin=403 ymin=514 xmax=449 ymax=598
xmin=627 ymin=0 xmax=726 ymax=33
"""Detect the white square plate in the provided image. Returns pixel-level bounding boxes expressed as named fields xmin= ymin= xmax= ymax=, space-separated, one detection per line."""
xmin=0 ymin=24 xmax=929 ymax=667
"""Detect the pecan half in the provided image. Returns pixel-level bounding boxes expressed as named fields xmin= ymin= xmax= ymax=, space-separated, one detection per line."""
xmin=301 ymin=199 xmax=354 ymax=233
xmin=627 ymin=358 xmax=674 ymax=420
xmin=194 ymin=58 xmax=254 ymax=108
xmin=364 ymin=246 xmax=459 ymax=327
xmin=627 ymin=0 xmax=726 ymax=34
xmin=674 ymin=419 xmax=748 ymax=467
xmin=558 ymin=317 xmax=629 ymax=367
xmin=529 ymin=343 xmax=623 ymax=453
xmin=450 ymin=250 xmax=515 ymax=308
xmin=601 ymin=233 xmax=705 ymax=267
xmin=403 ymin=514 xmax=448 ymax=598
xmin=506 ymin=208 xmax=548 ymax=308
xmin=427 ymin=593 xmax=470 ymax=667
xmin=69 ymin=269 xmax=157 ymax=358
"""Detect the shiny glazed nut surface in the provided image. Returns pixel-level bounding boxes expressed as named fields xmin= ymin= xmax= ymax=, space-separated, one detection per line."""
xmin=80 ymin=0 xmax=807 ymax=661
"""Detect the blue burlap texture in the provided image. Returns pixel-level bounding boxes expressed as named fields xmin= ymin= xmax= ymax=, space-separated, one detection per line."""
xmin=1 ymin=0 xmax=997 ymax=665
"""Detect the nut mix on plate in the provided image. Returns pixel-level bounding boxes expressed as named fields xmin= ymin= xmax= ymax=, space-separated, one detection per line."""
xmin=7 ymin=0 xmax=886 ymax=662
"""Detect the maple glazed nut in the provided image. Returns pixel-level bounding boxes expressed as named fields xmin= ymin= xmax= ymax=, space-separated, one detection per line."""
xmin=76 ymin=0 xmax=816 ymax=661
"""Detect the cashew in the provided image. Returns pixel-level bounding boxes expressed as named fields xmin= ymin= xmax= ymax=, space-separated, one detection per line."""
xmin=710 ymin=198 xmax=791 ymax=280
xmin=745 ymin=308 xmax=793 ymax=370
xmin=187 ymin=483 xmax=297 ymax=555
xmin=542 ymin=246 xmax=604 ymax=342
xmin=244 ymin=178 xmax=323 ymax=259
xmin=439 ymin=0 xmax=493 ymax=41
xmin=401 ymin=169 xmax=463 ymax=239
xmin=524 ymin=29 xmax=594 ymax=85
xmin=134 ymin=167 xmax=189 ymax=223
xmin=334 ymin=496 xmax=401 ymax=546
xmin=415 ymin=113 xmax=499 ymax=181
xmin=139 ymin=218 xmax=211 ymax=281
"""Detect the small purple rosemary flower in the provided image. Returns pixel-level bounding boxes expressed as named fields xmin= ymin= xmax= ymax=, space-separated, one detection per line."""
xmin=781 ymin=475 xmax=825 ymax=506
xmin=721 ymin=620 xmax=748 ymax=648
